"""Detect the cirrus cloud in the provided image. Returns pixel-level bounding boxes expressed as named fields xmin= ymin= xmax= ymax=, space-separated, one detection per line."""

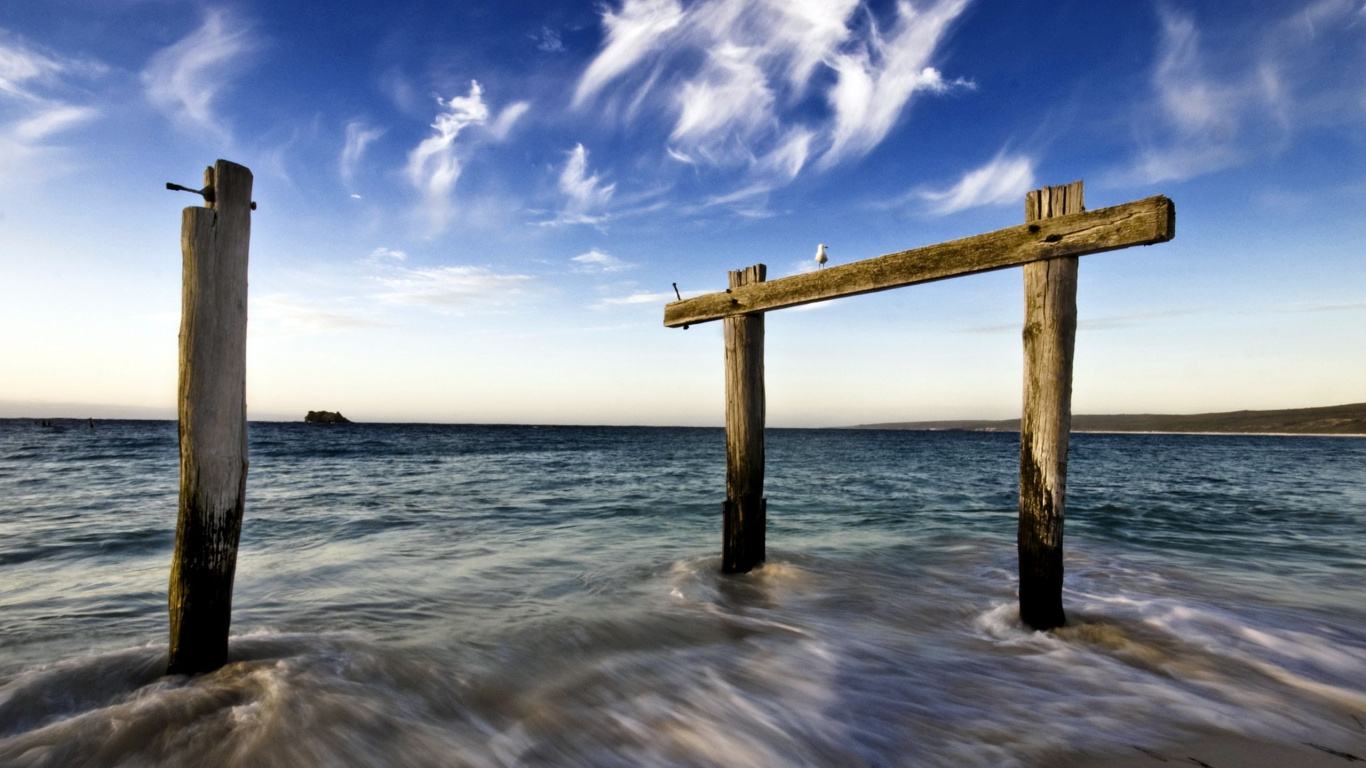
xmin=919 ymin=152 xmax=1035 ymax=215
xmin=0 ymin=29 xmax=104 ymax=188
xmin=572 ymin=249 xmax=631 ymax=272
xmin=406 ymin=81 xmax=531 ymax=235
xmin=377 ymin=265 xmax=536 ymax=313
xmin=1120 ymin=1 xmax=1366 ymax=185
xmin=574 ymin=0 xmax=975 ymax=200
xmin=142 ymin=8 xmax=257 ymax=140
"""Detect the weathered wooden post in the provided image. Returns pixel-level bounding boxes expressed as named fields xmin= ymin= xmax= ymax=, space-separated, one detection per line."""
xmin=665 ymin=186 xmax=1171 ymax=589
xmin=1018 ymin=181 xmax=1082 ymax=630
xmin=723 ymin=263 xmax=766 ymax=573
xmin=167 ymin=159 xmax=252 ymax=674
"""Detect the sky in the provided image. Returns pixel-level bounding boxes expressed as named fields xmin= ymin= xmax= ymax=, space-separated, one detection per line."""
xmin=1 ymin=0 xmax=1363 ymax=426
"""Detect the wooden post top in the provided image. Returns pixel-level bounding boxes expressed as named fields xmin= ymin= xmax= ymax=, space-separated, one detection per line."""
xmin=1026 ymin=180 xmax=1084 ymax=222
xmin=729 ymin=263 xmax=766 ymax=289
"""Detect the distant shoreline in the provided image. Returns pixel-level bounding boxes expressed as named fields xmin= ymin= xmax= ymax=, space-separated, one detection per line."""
xmin=845 ymin=428 xmax=1366 ymax=438
xmin=847 ymin=402 xmax=1366 ymax=436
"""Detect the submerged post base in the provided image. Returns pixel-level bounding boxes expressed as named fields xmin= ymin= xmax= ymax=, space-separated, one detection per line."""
xmin=722 ymin=495 xmax=766 ymax=574
xmin=1018 ymin=537 xmax=1065 ymax=630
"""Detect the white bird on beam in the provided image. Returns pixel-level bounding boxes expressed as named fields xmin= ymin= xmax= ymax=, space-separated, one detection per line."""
xmin=815 ymin=243 xmax=828 ymax=269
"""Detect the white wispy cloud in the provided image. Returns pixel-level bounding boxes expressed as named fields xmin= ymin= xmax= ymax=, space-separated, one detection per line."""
xmin=543 ymin=143 xmax=616 ymax=226
xmin=340 ymin=120 xmax=385 ymax=184
xmin=594 ymin=290 xmax=676 ymax=308
xmin=1122 ymin=1 xmax=1366 ymax=184
xmin=142 ymin=9 xmax=256 ymax=139
xmin=572 ymin=249 xmax=631 ymax=272
xmin=10 ymin=104 xmax=96 ymax=141
xmin=406 ymin=80 xmax=491 ymax=234
xmin=592 ymin=288 xmax=713 ymax=311
xmin=252 ymin=294 xmax=384 ymax=333
xmin=0 ymin=31 xmax=104 ymax=188
xmin=0 ymin=34 xmax=71 ymax=99
xmin=405 ymin=81 xmax=528 ymax=234
xmin=367 ymin=247 xmax=407 ymax=262
xmin=535 ymin=27 xmax=566 ymax=53
xmin=919 ymin=152 xmax=1035 ymax=215
xmin=574 ymin=0 xmax=974 ymax=198
xmin=377 ymin=265 xmax=536 ymax=312
xmin=1124 ymin=7 xmax=1248 ymax=184
xmin=821 ymin=1 xmax=974 ymax=168
xmin=574 ymin=0 xmax=686 ymax=108
xmin=488 ymin=101 xmax=531 ymax=141
xmin=701 ymin=126 xmax=814 ymax=206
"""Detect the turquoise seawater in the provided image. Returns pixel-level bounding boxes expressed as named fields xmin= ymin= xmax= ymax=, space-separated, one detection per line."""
xmin=0 ymin=420 xmax=1364 ymax=766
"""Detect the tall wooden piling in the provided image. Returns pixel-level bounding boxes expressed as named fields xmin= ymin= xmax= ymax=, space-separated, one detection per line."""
xmin=1018 ymin=181 xmax=1082 ymax=630
xmin=723 ymin=264 xmax=766 ymax=574
xmin=168 ymin=160 xmax=252 ymax=675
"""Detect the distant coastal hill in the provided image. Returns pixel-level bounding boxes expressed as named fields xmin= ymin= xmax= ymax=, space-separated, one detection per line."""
xmin=850 ymin=402 xmax=1366 ymax=435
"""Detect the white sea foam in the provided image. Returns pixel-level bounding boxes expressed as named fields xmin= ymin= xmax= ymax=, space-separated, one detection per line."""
xmin=4 ymin=423 xmax=1366 ymax=765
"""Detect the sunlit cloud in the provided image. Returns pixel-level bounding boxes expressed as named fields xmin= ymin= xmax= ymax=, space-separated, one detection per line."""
xmin=367 ymin=247 xmax=407 ymax=263
xmin=820 ymin=3 xmax=974 ymax=168
xmin=919 ymin=152 xmax=1035 ymax=215
xmin=405 ymin=81 xmax=528 ymax=235
xmin=406 ymin=81 xmax=491 ymax=234
xmin=572 ymin=249 xmax=631 ymax=272
xmin=595 ymin=290 xmax=673 ymax=307
xmin=142 ymin=8 xmax=257 ymax=140
xmin=592 ymin=286 xmax=709 ymax=310
xmin=574 ymin=0 xmax=974 ymax=200
xmin=0 ymin=33 xmax=74 ymax=99
xmin=542 ymin=143 xmax=615 ymax=226
xmin=488 ymin=101 xmax=530 ymax=141
xmin=573 ymin=0 xmax=685 ymax=108
xmin=701 ymin=126 xmax=814 ymax=206
xmin=1123 ymin=8 xmax=1248 ymax=184
xmin=340 ymin=120 xmax=385 ymax=184
xmin=10 ymin=104 xmax=96 ymax=141
xmin=534 ymin=27 xmax=566 ymax=53
xmin=252 ymin=294 xmax=384 ymax=333
xmin=377 ymin=265 xmax=536 ymax=313
xmin=1121 ymin=1 xmax=1366 ymax=185
xmin=0 ymin=31 xmax=104 ymax=188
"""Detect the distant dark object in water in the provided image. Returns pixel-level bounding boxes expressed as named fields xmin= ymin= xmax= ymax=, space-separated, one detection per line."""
xmin=305 ymin=410 xmax=351 ymax=424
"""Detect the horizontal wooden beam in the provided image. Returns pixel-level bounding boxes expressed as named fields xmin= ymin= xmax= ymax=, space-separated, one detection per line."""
xmin=663 ymin=195 xmax=1175 ymax=328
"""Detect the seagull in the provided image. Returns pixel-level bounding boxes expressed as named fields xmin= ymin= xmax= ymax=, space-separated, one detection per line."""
xmin=815 ymin=243 xmax=828 ymax=269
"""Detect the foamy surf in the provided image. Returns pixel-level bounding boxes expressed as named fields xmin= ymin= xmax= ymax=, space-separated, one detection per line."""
xmin=3 ymin=423 xmax=1365 ymax=765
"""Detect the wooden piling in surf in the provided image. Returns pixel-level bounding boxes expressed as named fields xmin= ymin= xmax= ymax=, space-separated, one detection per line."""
xmin=167 ymin=160 xmax=253 ymax=675
xmin=723 ymin=264 xmax=766 ymax=574
xmin=666 ymin=180 xmax=1173 ymax=596
xmin=1018 ymin=181 xmax=1082 ymax=630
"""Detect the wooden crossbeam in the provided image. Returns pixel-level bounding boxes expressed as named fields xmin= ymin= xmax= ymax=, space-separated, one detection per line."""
xmin=663 ymin=195 xmax=1174 ymax=327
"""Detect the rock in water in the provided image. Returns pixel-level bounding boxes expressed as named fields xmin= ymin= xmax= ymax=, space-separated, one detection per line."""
xmin=305 ymin=411 xmax=351 ymax=424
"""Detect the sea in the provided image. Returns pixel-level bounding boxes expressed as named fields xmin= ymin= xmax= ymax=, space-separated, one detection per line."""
xmin=0 ymin=420 xmax=1363 ymax=767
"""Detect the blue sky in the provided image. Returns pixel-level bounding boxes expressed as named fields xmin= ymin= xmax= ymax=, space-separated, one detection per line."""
xmin=1 ymin=0 xmax=1363 ymax=425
